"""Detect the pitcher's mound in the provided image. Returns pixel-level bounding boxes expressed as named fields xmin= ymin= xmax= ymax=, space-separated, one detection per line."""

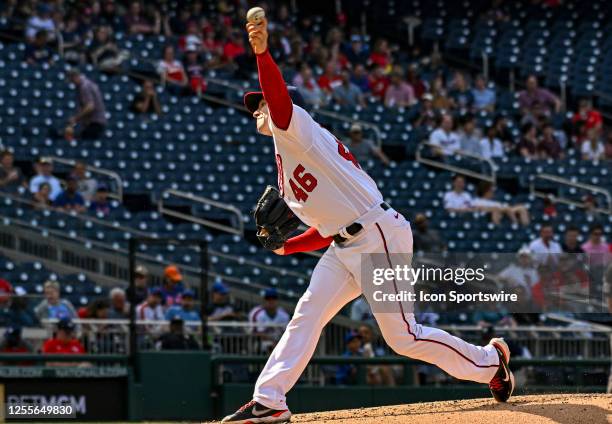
xmin=292 ymin=394 xmax=611 ymax=424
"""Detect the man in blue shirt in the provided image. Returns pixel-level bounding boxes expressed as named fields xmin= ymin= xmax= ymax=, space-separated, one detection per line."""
xmin=335 ymin=331 xmax=364 ymax=385
xmin=54 ymin=176 xmax=86 ymax=213
xmin=165 ymin=289 xmax=200 ymax=322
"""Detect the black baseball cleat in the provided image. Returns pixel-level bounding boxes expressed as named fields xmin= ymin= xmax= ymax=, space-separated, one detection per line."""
xmin=221 ymin=400 xmax=292 ymax=423
xmin=488 ymin=337 xmax=515 ymax=402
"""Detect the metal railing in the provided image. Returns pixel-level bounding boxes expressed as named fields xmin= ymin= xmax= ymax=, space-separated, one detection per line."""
xmin=48 ymin=156 xmax=124 ymax=201
xmin=310 ymin=107 xmax=383 ymax=147
xmin=416 ymin=141 xmax=497 ymax=182
xmin=530 ymin=173 xmax=612 ymax=214
xmin=158 ymin=189 xmax=245 ymax=236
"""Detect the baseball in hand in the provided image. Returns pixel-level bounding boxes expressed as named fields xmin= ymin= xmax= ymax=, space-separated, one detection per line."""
xmin=246 ymin=7 xmax=266 ymax=25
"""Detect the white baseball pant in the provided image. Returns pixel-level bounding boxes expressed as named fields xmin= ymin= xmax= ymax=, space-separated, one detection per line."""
xmin=253 ymin=207 xmax=500 ymax=410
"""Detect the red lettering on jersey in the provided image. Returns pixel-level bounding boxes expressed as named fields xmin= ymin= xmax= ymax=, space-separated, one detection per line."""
xmin=335 ymin=138 xmax=361 ymax=169
xmin=289 ymin=164 xmax=318 ymax=202
xmin=275 ymin=154 xmax=284 ymax=196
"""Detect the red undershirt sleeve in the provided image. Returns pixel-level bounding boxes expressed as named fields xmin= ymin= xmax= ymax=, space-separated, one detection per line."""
xmin=256 ymin=49 xmax=293 ymax=130
xmin=283 ymin=227 xmax=333 ymax=255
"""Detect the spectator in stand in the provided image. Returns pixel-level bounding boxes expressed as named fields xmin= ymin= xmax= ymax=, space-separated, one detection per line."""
xmin=572 ymin=99 xmax=602 ymax=144
xmin=157 ymin=45 xmax=188 ymax=91
xmin=443 ymin=175 xmax=474 ymax=212
xmin=69 ymin=162 xmax=97 ymax=201
xmin=0 ymin=278 xmax=13 ymax=322
xmin=448 ymin=72 xmax=473 ymax=112
xmin=518 ymin=75 xmax=561 ymax=122
xmin=124 ymin=1 xmax=160 ymax=35
xmin=539 ymin=122 xmax=564 ymax=159
xmin=406 ymin=65 xmax=427 ymax=100
xmin=89 ymin=185 xmax=112 ymax=216
xmin=498 ymin=247 xmax=538 ymax=293
xmin=528 ymin=224 xmax=562 ymax=266
xmin=129 ymin=265 xmax=149 ymax=305
xmin=29 ymin=157 xmax=62 ymax=201
xmin=335 ymin=331 xmax=363 ymax=385
xmin=207 ymin=281 xmax=241 ymax=323
xmin=108 ymin=288 xmax=129 ymax=319
xmin=0 ymin=326 xmax=32 ymax=354
xmin=493 ymin=115 xmax=514 ymax=146
xmin=581 ymin=128 xmax=605 ymax=161
xmin=131 ymin=80 xmax=162 ymax=114
xmin=160 ymin=265 xmax=185 ymax=307
xmin=157 ymin=317 xmax=199 ymax=350
xmin=345 ymin=34 xmax=369 ymax=66
xmin=59 ymin=13 xmax=84 ymax=64
xmin=165 ymin=289 xmax=200 ymax=322
xmin=248 ymin=288 xmax=290 ymax=354
xmin=79 ymin=299 xmax=110 ymax=319
xmin=358 ymin=323 xmax=395 ymax=386
xmin=472 ymin=74 xmax=496 ymax=112
xmin=334 ymin=71 xmax=366 ymax=108
xmin=88 ymin=26 xmax=128 ymax=73
xmin=474 ymin=181 xmax=530 ymax=226
xmin=412 ymin=93 xmax=437 ymax=129
xmin=183 ymin=46 xmax=207 ymax=95
xmin=42 ymin=318 xmax=86 ymax=361
xmin=479 ymin=126 xmax=505 ymax=160
xmin=54 ymin=176 xmax=86 ymax=213
xmin=369 ymin=38 xmax=392 ymax=71
xmin=429 ymin=113 xmax=461 ymax=157
xmin=457 ymin=114 xmax=482 ymax=156
xmin=351 ymin=64 xmax=370 ymax=93
xmin=346 ymin=123 xmax=390 ymax=166
xmin=562 ymin=226 xmax=584 ymax=253
xmin=517 ymin=123 xmax=539 ymax=159
xmin=0 ymin=150 xmax=24 ymax=190
xmin=66 ymin=69 xmax=107 ymax=140
xmin=293 ymin=63 xmax=325 ymax=107
xmin=412 ymin=213 xmax=446 ymax=253
xmin=430 ymin=75 xmax=452 ymax=110
xmin=25 ymin=3 xmax=56 ymax=42
xmin=317 ymin=62 xmax=341 ymax=94
xmin=0 ymin=286 xmax=37 ymax=328
xmin=135 ymin=287 xmax=165 ymax=321
xmin=25 ymin=30 xmax=53 ymax=65
xmin=34 ymin=280 xmax=77 ymax=321
xmin=368 ymin=65 xmax=390 ymax=101
xmin=384 ymin=68 xmax=415 ymax=108
xmin=223 ymin=31 xmax=246 ymax=64
xmin=32 ymin=182 xmax=52 ymax=209
xmin=581 ymin=224 xmax=610 ymax=267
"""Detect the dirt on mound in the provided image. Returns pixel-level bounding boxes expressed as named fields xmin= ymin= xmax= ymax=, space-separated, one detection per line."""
xmin=292 ymin=394 xmax=611 ymax=424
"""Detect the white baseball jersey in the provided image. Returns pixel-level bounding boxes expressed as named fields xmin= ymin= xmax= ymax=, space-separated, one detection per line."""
xmin=248 ymin=306 xmax=290 ymax=334
xmin=269 ymin=105 xmax=383 ymax=237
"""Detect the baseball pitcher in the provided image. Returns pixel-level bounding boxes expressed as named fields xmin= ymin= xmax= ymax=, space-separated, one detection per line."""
xmin=222 ymin=14 xmax=514 ymax=424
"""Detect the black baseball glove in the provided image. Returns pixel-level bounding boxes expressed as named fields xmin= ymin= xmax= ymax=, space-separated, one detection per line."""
xmin=254 ymin=186 xmax=301 ymax=250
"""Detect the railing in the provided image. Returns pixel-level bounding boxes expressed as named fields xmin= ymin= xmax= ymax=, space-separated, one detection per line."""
xmin=310 ymin=107 xmax=383 ymax=147
xmin=158 ymin=189 xmax=245 ymax=236
xmin=48 ymin=156 xmax=124 ymax=201
xmin=530 ymin=173 xmax=612 ymax=214
xmin=416 ymin=141 xmax=497 ymax=182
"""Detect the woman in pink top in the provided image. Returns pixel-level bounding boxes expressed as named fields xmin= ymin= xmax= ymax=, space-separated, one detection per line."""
xmin=581 ymin=224 xmax=610 ymax=266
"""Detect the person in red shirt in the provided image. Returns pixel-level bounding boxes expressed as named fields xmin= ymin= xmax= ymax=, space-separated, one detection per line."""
xmin=368 ymin=65 xmax=390 ymax=100
xmin=0 ymin=278 xmax=12 ymax=308
xmin=223 ymin=32 xmax=246 ymax=63
xmin=572 ymin=99 xmax=602 ymax=144
xmin=368 ymin=38 xmax=392 ymax=70
xmin=317 ymin=62 xmax=341 ymax=94
xmin=42 ymin=317 xmax=85 ymax=355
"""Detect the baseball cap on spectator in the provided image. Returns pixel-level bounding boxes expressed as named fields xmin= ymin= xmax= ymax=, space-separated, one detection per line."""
xmin=422 ymin=93 xmax=433 ymax=102
xmin=517 ymin=246 xmax=532 ymax=257
xmin=182 ymin=289 xmax=195 ymax=298
xmin=169 ymin=315 xmax=184 ymax=325
xmin=57 ymin=317 xmax=75 ymax=332
xmin=186 ymin=44 xmax=198 ymax=52
xmin=264 ymin=288 xmax=278 ymax=300
xmin=243 ymin=86 xmax=306 ymax=113
xmin=350 ymin=123 xmax=363 ymax=133
xmin=344 ymin=330 xmax=362 ymax=344
xmin=38 ymin=156 xmax=52 ymax=165
xmin=351 ymin=34 xmax=362 ymax=43
xmin=150 ymin=287 xmax=163 ymax=297
xmin=164 ymin=265 xmax=182 ymax=283
xmin=135 ymin=265 xmax=149 ymax=276
xmin=212 ymin=281 xmax=229 ymax=295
